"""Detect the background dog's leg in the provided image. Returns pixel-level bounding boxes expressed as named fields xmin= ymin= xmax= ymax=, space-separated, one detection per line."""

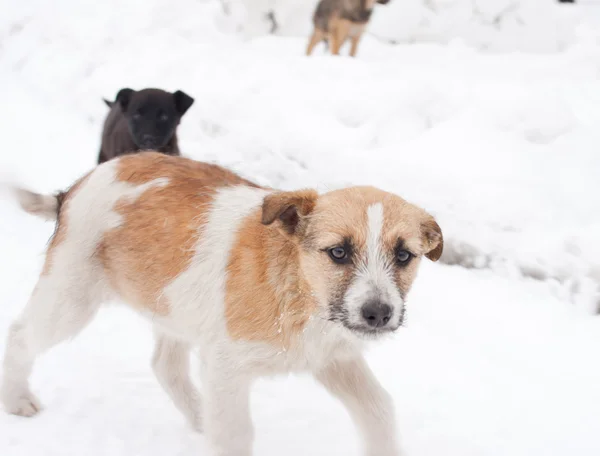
xmin=316 ymin=356 xmax=402 ymax=456
xmin=306 ymin=29 xmax=324 ymax=56
xmin=350 ymin=33 xmax=363 ymax=57
xmin=151 ymin=331 xmax=202 ymax=431
xmin=1 ymin=263 xmax=103 ymax=417
xmin=330 ymin=29 xmax=341 ymax=55
xmin=202 ymin=355 xmax=253 ymax=456
xmin=331 ymin=20 xmax=350 ymax=55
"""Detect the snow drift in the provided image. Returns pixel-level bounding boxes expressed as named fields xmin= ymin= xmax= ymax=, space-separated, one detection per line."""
xmin=228 ymin=0 xmax=581 ymax=52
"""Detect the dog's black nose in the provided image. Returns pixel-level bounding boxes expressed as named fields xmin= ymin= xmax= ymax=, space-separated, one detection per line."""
xmin=361 ymin=301 xmax=392 ymax=328
xmin=141 ymin=135 xmax=156 ymax=146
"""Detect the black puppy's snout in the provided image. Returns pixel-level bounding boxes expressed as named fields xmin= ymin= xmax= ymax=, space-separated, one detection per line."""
xmin=139 ymin=134 xmax=159 ymax=148
xmin=361 ymin=300 xmax=392 ymax=328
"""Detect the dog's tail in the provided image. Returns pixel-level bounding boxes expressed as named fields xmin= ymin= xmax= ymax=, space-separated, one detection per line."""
xmin=12 ymin=188 xmax=63 ymax=221
xmin=103 ymin=98 xmax=114 ymax=108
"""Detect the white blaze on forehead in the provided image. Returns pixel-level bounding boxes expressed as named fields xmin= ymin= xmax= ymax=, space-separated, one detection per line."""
xmin=342 ymin=202 xmax=405 ymax=327
xmin=365 ymin=203 xmax=388 ymax=285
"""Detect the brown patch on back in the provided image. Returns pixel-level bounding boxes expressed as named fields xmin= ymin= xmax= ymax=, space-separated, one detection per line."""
xmin=225 ymin=211 xmax=316 ymax=347
xmin=115 ymin=152 xmax=258 ymax=188
xmin=100 ymin=152 xmax=260 ymax=316
xmin=41 ymin=174 xmax=91 ymax=276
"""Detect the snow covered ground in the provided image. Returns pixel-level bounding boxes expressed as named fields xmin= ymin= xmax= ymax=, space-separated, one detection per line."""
xmin=1 ymin=1 xmax=600 ymax=455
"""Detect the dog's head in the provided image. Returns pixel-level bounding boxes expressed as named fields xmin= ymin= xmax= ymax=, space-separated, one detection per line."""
xmin=262 ymin=186 xmax=442 ymax=339
xmin=111 ymin=88 xmax=194 ymax=150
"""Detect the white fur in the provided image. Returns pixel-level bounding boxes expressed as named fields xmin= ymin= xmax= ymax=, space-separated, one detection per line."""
xmin=1 ymin=161 xmax=169 ymax=419
xmin=14 ymin=188 xmax=58 ymax=221
xmin=0 ymin=169 xmax=403 ymax=456
xmin=344 ymin=203 xmax=404 ymax=329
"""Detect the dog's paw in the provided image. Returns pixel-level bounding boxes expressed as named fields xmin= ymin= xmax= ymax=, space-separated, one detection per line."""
xmin=188 ymin=411 xmax=203 ymax=433
xmin=1 ymin=391 xmax=42 ymax=417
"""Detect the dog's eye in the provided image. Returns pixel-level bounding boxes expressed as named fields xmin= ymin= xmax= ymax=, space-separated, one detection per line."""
xmin=396 ymin=249 xmax=412 ymax=265
xmin=159 ymin=113 xmax=169 ymax=122
xmin=328 ymin=247 xmax=349 ymax=264
xmin=132 ymin=110 xmax=142 ymax=119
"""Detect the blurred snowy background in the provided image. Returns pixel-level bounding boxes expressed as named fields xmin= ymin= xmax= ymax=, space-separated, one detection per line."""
xmin=1 ymin=0 xmax=600 ymax=455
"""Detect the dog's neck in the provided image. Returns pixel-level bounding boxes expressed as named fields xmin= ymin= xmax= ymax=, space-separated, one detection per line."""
xmin=361 ymin=0 xmax=377 ymax=11
xmin=347 ymin=0 xmax=376 ymax=23
xmin=224 ymin=210 xmax=317 ymax=349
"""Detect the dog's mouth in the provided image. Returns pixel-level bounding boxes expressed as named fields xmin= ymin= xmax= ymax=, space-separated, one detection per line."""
xmin=136 ymin=137 xmax=168 ymax=149
xmin=342 ymin=321 xmax=401 ymax=339
xmin=328 ymin=300 xmax=405 ymax=339
xmin=329 ymin=313 xmax=403 ymax=339
xmin=344 ymin=324 xmax=400 ymax=340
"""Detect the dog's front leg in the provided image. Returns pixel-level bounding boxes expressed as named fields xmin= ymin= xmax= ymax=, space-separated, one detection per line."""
xmin=202 ymin=355 xmax=254 ymax=456
xmin=316 ymin=356 xmax=402 ymax=456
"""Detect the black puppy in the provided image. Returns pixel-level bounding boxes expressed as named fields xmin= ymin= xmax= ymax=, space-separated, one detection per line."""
xmin=98 ymin=88 xmax=194 ymax=164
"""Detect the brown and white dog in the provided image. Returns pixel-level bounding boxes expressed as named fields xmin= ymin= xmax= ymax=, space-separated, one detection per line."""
xmin=306 ymin=0 xmax=391 ymax=57
xmin=1 ymin=152 xmax=442 ymax=456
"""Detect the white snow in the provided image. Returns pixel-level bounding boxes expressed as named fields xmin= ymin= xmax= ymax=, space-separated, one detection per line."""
xmin=230 ymin=0 xmax=580 ymax=52
xmin=1 ymin=0 xmax=600 ymax=455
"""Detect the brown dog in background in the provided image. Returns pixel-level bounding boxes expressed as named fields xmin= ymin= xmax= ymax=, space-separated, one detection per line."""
xmin=306 ymin=0 xmax=390 ymax=57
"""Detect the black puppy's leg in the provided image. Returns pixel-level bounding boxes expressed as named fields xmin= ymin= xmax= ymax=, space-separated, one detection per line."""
xmin=97 ymin=148 xmax=108 ymax=165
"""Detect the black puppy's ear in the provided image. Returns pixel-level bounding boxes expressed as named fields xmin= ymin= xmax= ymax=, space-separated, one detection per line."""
xmin=173 ymin=90 xmax=194 ymax=116
xmin=116 ymin=88 xmax=134 ymax=111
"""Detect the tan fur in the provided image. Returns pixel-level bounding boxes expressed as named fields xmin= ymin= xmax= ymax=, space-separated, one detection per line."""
xmin=421 ymin=219 xmax=444 ymax=261
xmin=331 ymin=18 xmax=352 ymax=55
xmin=306 ymin=29 xmax=326 ymax=55
xmin=227 ymin=185 xmax=442 ymax=345
xmin=349 ymin=25 xmax=365 ymax=57
xmin=261 ymin=189 xmax=318 ymax=234
xmin=41 ymin=175 xmax=90 ymax=276
xmin=98 ymin=153 xmax=259 ymax=316
xmin=225 ymin=208 xmax=316 ymax=347
xmin=14 ymin=188 xmax=58 ymax=221
xmin=300 ymin=186 xmax=442 ymax=310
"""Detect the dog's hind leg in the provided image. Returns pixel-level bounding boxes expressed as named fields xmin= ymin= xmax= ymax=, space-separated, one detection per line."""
xmin=306 ymin=29 xmax=325 ymax=56
xmin=331 ymin=20 xmax=351 ymax=56
xmin=349 ymin=32 xmax=363 ymax=57
xmin=1 ymin=255 xmax=105 ymax=417
xmin=151 ymin=330 xmax=203 ymax=431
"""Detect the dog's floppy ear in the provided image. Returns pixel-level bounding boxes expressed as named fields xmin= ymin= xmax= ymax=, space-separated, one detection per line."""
xmin=421 ymin=217 xmax=443 ymax=261
xmin=173 ymin=90 xmax=194 ymax=116
xmin=116 ymin=88 xmax=134 ymax=111
xmin=261 ymin=190 xmax=318 ymax=235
